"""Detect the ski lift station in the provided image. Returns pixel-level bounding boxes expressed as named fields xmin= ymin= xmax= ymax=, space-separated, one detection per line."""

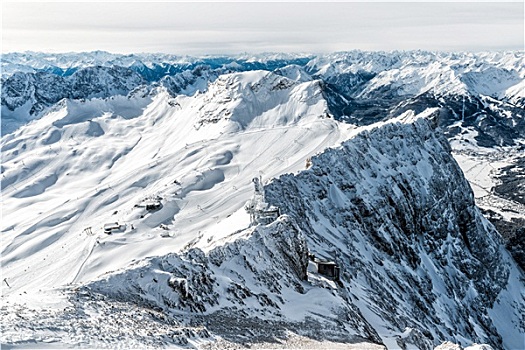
xmin=245 ymin=176 xmax=281 ymax=225
xmin=315 ymin=259 xmax=340 ymax=280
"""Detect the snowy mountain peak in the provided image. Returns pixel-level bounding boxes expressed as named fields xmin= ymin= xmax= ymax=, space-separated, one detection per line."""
xmin=194 ymin=70 xmax=327 ymax=130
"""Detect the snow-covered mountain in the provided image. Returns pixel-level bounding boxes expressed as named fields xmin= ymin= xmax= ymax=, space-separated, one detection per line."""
xmin=265 ymin=119 xmax=523 ymax=349
xmin=1 ymin=51 xmax=524 ymax=349
xmin=1 ymin=66 xmax=146 ymax=135
xmin=308 ymin=51 xmax=524 ymax=148
xmin=78 ymin=118 xmax=523 ymax=350
xmin=4 ymin=51 xmax=523 ymax=139
xmin=1 ymin=51 xmax=312 ymax=78
xmin=1 ymin=53 xmax=313 ymax=135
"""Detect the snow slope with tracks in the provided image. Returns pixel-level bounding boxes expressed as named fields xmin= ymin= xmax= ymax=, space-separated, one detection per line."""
xmin=1 ymin=71 xmax=352 ymax=296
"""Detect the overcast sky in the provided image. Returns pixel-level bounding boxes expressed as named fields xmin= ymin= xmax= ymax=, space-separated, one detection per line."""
xmin=2 ymin=1 xmax=523 ymax=54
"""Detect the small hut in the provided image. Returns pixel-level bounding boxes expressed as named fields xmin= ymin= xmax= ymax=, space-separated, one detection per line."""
xmin=316 ymin=260 xmax=340 ymax=280
xmin=310 ymin=254 xmax=341 ymax=281
xmin=145 ymin=200 xmax=162 ymax=211
xmin=104 ymin=222 xmax=124 ymax=234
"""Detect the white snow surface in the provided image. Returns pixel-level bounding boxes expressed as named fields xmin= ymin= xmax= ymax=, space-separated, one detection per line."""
xmin=1 ymin=68 xmax=396 ymax=348
xmin=2 ymin=60 xmax=524 ymax=349
xmin=1 ymin=70 xmax=351 ymax=295
xmin=307 ymin=50 xmax=524 ymax=100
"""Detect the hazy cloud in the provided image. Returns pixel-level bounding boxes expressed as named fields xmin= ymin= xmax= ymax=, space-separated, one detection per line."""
xmin=2 ymin=2 xmax=523 ymax=54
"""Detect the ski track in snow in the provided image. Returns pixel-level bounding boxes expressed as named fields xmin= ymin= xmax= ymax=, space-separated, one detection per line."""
xmin=1 ymin=73 xmax=356 ymax=298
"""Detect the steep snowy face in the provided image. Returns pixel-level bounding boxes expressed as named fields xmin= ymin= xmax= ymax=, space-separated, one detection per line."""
xmin=274 ymin=64 xmax=313 ymax=83
xmin=159 ymin=65 xmax=220 ymax=96
xmin=264 ymin=119 xmax=524 ymax=349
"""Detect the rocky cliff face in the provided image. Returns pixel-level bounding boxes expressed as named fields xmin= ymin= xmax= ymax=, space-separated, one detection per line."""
xmin=263 ymin=119 xmax=523 ymax=349
xmin=82 ymin=119 xmax=523 ymax=349
xmin=1 ymin=66 xmax=145 ymax=135
xmin=86 ymin=216 xmax=381 ymax=344
xmin=1 ymin=66 xmax=145 ymax=111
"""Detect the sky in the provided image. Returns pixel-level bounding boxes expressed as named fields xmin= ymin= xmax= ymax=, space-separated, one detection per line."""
xmin=2 ymin=1 xmax=524 ymax=54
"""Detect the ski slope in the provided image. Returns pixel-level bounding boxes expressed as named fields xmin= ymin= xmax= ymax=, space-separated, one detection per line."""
xmin=1 ymin=71 xmax=355 ymax=296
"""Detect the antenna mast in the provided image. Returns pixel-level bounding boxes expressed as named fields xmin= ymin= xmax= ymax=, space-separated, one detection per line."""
xmin=462 ymin=95 xmax=465 ymax=122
